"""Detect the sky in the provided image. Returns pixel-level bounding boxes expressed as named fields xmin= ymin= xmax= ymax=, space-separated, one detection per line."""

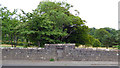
xmin=0 ymin=0 xmax=120 ymax=30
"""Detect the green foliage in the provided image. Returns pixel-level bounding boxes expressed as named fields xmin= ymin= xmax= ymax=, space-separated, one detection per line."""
xmin=64 ymin=25 xmax=90 ymax=46
xmin=90 ymin=27 xmax=119 ymax=48
xmin=112 ymin=45 xmax=120 ymax=49
xmin=94 ymin=28 xmax=110 ymax=42
xmin=1 ymin=1 xmax=90 ymax=48
xmin=75 ymin=43 xmax=80 ymax=47
xmin=118 ymin=46 xmax=120 ymax=49
xmin=23 ymin=45 xmax=28 ymax=48
xmin=49 ymin=58 xmax=55 ymax=61
xmin=88 ymin=27 xmax=96 ymax=36
xmin=17 ymin=1 xmax=89 ymax=47
xmin=1 ymin=1 xmax=119 ymax=49
xmin=0 ymin=6 xmax=20 ymax=47
xmin=93 ymin=39 xmax=101 ymax=47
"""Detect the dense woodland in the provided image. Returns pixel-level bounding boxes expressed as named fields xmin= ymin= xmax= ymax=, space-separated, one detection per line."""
xmin=0 ymin=1 xmax=120 ymax=49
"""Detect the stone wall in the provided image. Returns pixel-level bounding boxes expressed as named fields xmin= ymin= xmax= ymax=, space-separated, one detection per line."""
xmin=2 ymin=44 xmax=118 ymax=61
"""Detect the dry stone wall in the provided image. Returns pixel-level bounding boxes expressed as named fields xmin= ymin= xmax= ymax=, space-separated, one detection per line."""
xmin=2 ymin=44 xmax=118 ymax=61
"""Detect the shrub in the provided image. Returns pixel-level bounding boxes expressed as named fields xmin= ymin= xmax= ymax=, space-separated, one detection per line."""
xmin=49 ymin=58 xmax=54 ymax=61
xmin=23 ymin=45 xmax=28 ymax=48
xmin=113 ymin=45 xmax=120 ymax=49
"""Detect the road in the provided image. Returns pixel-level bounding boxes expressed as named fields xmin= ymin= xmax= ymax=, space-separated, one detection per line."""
xmin=2 ymin=60 xmax=118 ymax=66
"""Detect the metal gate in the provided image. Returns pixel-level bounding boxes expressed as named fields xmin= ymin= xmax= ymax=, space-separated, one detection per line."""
xmin=57 ymin=48 xmax=64 ymax=60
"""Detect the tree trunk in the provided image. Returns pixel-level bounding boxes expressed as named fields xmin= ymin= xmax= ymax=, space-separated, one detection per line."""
xmin=61 ymin=30 xmax=75 ymax=41
xmin=11 ymin=36 xmax=13 ymax=47
xmin=26 ymin=39 xmax=29 ymax=47
xmin=16 ymin=37 xmax=18 ymax=46
xmin=5 ymin=33 xmax=7 ymax=43
xmin=8 ymin=34 xmax=10 ymax=44
xmin=14 ymin=35 xmax=16 ymax=47
xmin=38 ymin=41 xmax=40 ymax=47
xmin=106 ymin=45 xmax=109 ymax=49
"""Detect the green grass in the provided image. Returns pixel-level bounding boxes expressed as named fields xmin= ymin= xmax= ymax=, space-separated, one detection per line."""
xmin=1 ymin=44 xmax=118 ymax=49
xmin=0 ymin=45 xmax=11 ymax=47
xmin=0 ymin=45 xmax=24 ymax=48
xmin=1 ymin=44 xmax=38 ymax=48
xmin=0 ymin=44 xmax=24 ymax=48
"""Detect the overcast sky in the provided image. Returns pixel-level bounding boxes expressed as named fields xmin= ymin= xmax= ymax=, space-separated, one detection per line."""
xmin=0 ymin=0 xmax=120 ymax=30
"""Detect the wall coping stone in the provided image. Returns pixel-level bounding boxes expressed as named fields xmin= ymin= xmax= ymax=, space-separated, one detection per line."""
xmin=45 ymin=44 xmax=75 ymax=46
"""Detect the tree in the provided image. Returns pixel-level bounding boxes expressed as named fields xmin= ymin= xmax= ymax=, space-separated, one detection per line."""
xmin=64 ymin=25 xmax=89 ymax=45
xmin=103 ymin=27 xmax=118 ymax=47
xmin=63 ymin=25 xmax=96 ymax=47
xmin=94 ymin=28 xmax=110 ymax=42
xmin=117 ymin=30 xmax=120 ymax=49
xmin=93 ymin=39 xmax=101 ymax=47
xmin=18 ymin=1 xmax=88 ymax=47
xmin=94 ymin=28 xmax=114 ymax=48
xmin=0 ymin=6 xmax=19 ymax=47
xmin=89 ymin=27 xmax=96 ymax=36
xmin=1 ymin=1 xmax=102 ymax=48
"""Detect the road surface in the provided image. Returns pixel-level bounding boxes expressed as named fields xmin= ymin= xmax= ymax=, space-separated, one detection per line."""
xmin=2 ymin=60 xmax=118 ymax=66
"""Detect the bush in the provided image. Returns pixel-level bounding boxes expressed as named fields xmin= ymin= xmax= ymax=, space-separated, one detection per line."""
xmin=113 ymin=45 xmax=120 ymax=49
xmin=18 ymin=42 xmax=24 ymax=46
xmin=100 ymin=45 xmax=105 ymax=47
xmin=93 ymin=39 xmax=101 ymax=47
xmin=117 ymin=45 xmax=120 ymax=49
xmin=75 ymin=43 xmax=80 ymax=47
xmin=49 ymin=58 xmax=54 ymax=61
xmin=23 ymin=45 xmax=28 ymax=48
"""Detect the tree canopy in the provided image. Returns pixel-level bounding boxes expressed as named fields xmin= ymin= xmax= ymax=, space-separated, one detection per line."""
xmin=1 ymin=1 xmax=119 ymax=49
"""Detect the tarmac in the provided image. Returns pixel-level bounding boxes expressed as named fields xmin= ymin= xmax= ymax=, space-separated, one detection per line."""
xmin=2 ymin=60 xmax=118 ymax=66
